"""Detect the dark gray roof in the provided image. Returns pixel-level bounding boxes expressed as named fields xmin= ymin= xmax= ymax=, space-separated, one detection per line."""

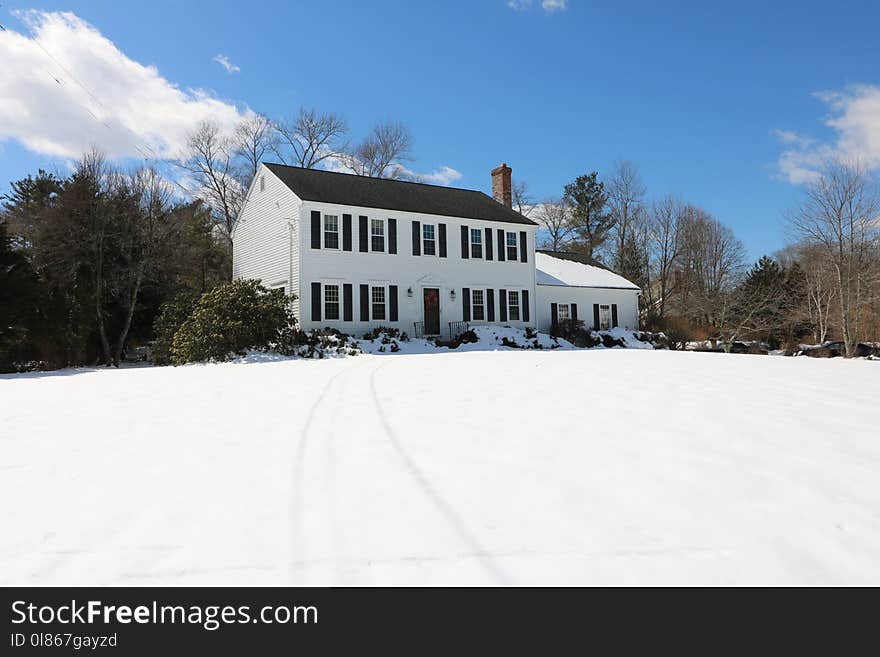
xmin=264 ymin=163 xmax=537 ymax=226
xmin=537 ymin=249 xmax=610 ymax=270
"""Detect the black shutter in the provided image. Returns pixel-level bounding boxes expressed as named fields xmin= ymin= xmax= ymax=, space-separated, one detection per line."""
xmin=460 ymin=225 xmax=469 ymax=259
xmin=360 ymin=284 xmax=370 ymax=321
xmin=499 ymin=288 xmax=507 ymax=322
xmin=342 ymin=214 xmax=352 ymax=251
xmin=487 ymin=289 xmax=495 ymax=322
xmin=311 ymin=211 xmax=321 ymax=249
xmin=519 ymin=231 xmax=527 ymax=263
xmin=311 ymin=282 xmax=321 ymax=321
xmin=497 ymin=229 xmax=505 ymax=261
xmin=571 ymin=303 xmax=578 ymax=321
xmin=462 ymin=287 xmax=471 ymax=322
xmin=390 ymin=285 xmax=399 ymax=321
xmin=412 ymin=220 xmax=421 ymax=256
xmin=551 ymin=303 xmax=559 ymax=327
xmin=343 ymin=284 xmax=353 ymax=321
xmin=358 ymin=216 xmax=368 ymax=252
xmin=522 ymin=289 xmax=530 ymax=322
xmin=593 ymin=303 xmax=600 ymax=330
xmin=438 ymin=223 xmax=447 ymax=257
xmin=612 ymin=303 xmax=618 ymax=328
xmin=485 ymin=227 xmax=493 ymax=260
xmin=388 ymin=218 xmax=397 ymax=254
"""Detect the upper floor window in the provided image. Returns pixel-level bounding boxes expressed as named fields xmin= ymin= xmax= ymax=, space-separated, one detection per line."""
xmin=371 ymin=286 xmax=386 ymax=320
xmin=506 ymin=231 xmax=518 ymax=261
xmin=323 ymin=215 xmax=339 ymax=249
xmin=557 ymin=303 xmax=570 ymax=322
xmin=472 ymin=289 xmax=485 ymax=321
xmin=470 ymin=228 xmax=482 ymax=259
xmin=324 ymin=284 xmax=340 ymax=320
xmin=371 ymin=219 xmax=385 ymax=252
xmin=259 ymin=175 xmax=265 ymax=192
xmin=423 ymin=224 xmax=436 ymax=256
xmin=508 ymin=290 xmax=520 ymax=321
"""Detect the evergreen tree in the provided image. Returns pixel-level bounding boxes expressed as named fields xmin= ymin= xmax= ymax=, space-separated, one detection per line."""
xmin=563 ymin=172 xmax=614 ymax=260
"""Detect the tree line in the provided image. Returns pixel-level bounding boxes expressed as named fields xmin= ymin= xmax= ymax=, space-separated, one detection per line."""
xmin=533 ymin=161 xmax=880 ymax=356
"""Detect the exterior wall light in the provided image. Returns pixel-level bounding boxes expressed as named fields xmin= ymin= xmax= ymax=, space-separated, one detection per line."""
xmin=407 ymin=287 xmax=413 ymax=297
xmin=450 ymin=289 xmax=456 ymax=301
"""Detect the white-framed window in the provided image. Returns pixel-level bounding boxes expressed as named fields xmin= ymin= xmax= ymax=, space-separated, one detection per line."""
xmin=599 ymin=304 xmax=612 ymax=330
xmin=259 ymin=175 xmax=265 ymax=192
xmin=371 ymin=219 xmax=385 ymax=252
xmin=508 ymin=290 xmax=520 ymax=321
xmin=558 ymin=303 xmax=570 ymax=321
xmin=371 ymin=286 xmax=386 ymax=320
xmin=470 ymin=228 xmax=483 ymax=259
xmin=471 ymin=289 xmax=485 ymax=321
xmin=423 ymin=223 xmax=436 ymax=256
xmin=323 ymin=214 xmax=339 ymax=249
xmin=506 ymin=231 xmax=518 ymax=261
xmin=324 ymin=284 xmax=340 ymax=320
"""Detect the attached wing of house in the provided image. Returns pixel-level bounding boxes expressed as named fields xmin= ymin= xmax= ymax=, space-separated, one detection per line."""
xmin=534 ymin=251 xmax=641 ymax=332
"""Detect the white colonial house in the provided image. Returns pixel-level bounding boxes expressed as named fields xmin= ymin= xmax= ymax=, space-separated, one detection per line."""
xmin=232 ymin=162 xmax=640 ymax=339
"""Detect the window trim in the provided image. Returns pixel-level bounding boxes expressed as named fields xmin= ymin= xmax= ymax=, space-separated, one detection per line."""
xmin=323 ymin=283 xmax=341 ymax=321
xmin=370 ymin=218 xmax=386 ymax=253
xmin=470 ymin=228 xmax=483 ymax=259
xmin=371 ymin=285 xmax=387 ymax=321
xmin=507 ymin=289 xmax=521 ymax=321
xmin=599 ymin=303 xmax=612 ymax=331
xmin=505 ymin=231 xmax=518 ymax=262
xmin=323 ymin=214 xmax=339 ymax=250
xmin=422 ymin=223 xmax=437 ymax=257
xmin=470 ymin=287 xmax=486 ymax=322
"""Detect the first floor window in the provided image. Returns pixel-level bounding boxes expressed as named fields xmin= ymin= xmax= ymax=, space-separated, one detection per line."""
xmin=324 ymin=214 xmax=339 ymax=249
xmin=599 ymin=304 xmax=612 ymax=330
xmin=472 ymin=289 xmax=485 ymax=321
xmin=508 ymin=290 xmax=520 ymax=321
xmin=324 ymin=285 xmax=340 ymax=320
xmin=470 ymin=228 xmax=483 ymax=259
xmin=371 ymin=219 xmax=385 ymax=252
xmin=423 ymin=223 xmax=436 ymax=255
xmin=372 ymin=286 xmax=386 ymax=320
xmin=557 ymin=303 xmax=570 ymax=321
xmin=506 ymin=231 xmax=518 ymax=261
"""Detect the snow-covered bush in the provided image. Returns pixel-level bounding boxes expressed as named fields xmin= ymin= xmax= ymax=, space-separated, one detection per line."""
xmin=170 ymin=280 xmax=298 ymax=364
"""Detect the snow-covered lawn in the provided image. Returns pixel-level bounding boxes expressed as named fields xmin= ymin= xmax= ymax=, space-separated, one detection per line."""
xmin=2 ymin=350 xmax=878 ymax=585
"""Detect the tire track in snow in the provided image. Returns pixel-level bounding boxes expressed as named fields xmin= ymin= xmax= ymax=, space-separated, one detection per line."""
xmin=368 ymin=361 xmax=511 ymax=585
xmin=290 ymin=361 xmax=360 ymax=584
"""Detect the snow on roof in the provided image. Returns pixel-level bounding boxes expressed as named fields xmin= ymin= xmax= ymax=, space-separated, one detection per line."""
xmin=535 ymin=252 xmax=640 ymax=290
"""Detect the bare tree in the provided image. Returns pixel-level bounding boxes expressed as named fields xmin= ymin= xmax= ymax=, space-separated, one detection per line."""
xmin=272 ymin=107 xmax=348 ymax=169
xmin=644 ymin=196 xmax=684 ymax=319
xmin=607 ymin=161 xmax=646 ymax=270
xmin=234 ymin=113 xmax=276 ymax=189
xmin=512 ymin=179 xmax=535 ymax=217
xmin=178 ymin=121 xmax=243 ymax=245
xmin=790 ymin=161 xmax=880 ymax=357
xmin=342 ymin=120 xmax=413 ymax=178
xmin=535 ymin=198 xmax=572 ymax=251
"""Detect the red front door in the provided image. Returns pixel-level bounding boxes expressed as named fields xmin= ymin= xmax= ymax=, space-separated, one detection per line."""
xmin=423 ymin=288 xmax=440 ymax=335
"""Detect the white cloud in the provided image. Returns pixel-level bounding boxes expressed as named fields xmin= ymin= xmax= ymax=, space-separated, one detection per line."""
xmin=398 ymin=165 xmax=463 ymax=186
xmin=212 ymin=54 xmax=240 ymax=74
xmin=775 ymin=84 xmax=880 ymax=184
xmin=0 ymin=11 xmax=248 ymax=161
xmin=542 ymin=0 xmax=568 ymax=12
xmin=506 ymin=0 xmax=568 ymax=12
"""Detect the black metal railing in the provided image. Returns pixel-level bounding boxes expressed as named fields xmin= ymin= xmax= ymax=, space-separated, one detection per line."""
xmin=448 ymin=321 xmax=470 ymax=340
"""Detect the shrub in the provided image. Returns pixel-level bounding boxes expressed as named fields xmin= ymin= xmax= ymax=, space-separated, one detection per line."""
xmin=551 ymin=318 xmax=600 ymax=347
xmin=170 ymin=280 xmax=297 ymax=364
xmin=151 ymin=293 xmax=198 ymax=365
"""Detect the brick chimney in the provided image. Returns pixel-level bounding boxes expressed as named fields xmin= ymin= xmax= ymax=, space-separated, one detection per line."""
xmin=491 ymin=163 xmax=512 ymax=208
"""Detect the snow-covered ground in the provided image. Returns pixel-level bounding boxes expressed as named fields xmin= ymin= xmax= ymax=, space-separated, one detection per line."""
xmin=2 ymin=349 xmax=878 ymax=585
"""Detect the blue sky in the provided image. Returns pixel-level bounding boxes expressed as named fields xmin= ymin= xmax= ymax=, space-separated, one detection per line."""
xmin=2 ymin=0 xmax=880 ymax=260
